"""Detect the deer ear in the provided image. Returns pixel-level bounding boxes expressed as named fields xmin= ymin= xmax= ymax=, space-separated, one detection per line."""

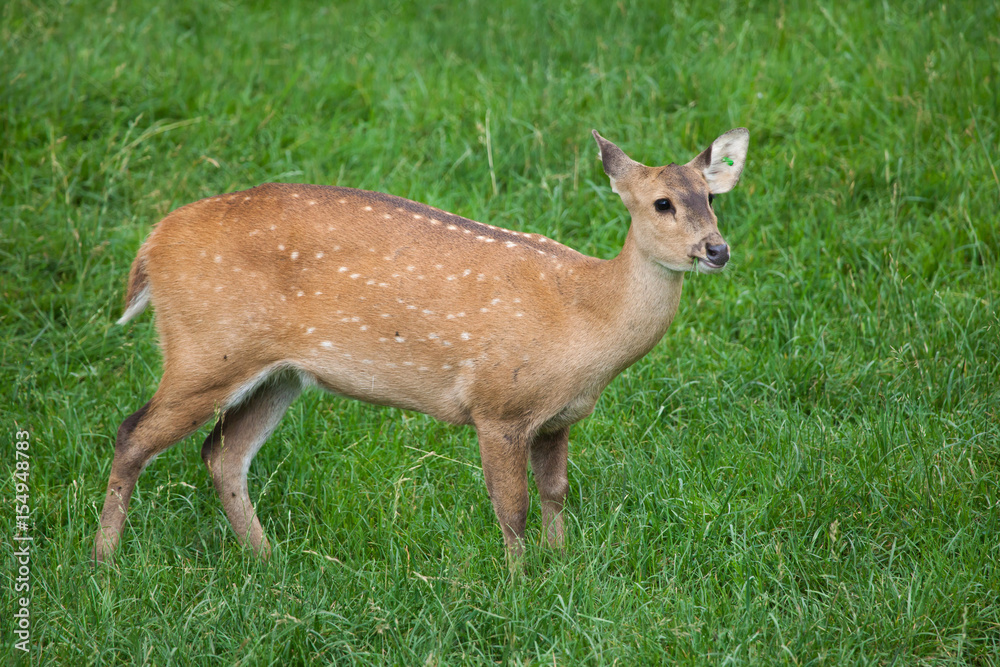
xmin=592 ymin=130 xmax=640 ymax=193
xmin=688 ymin=128 xmax=749 ymax=194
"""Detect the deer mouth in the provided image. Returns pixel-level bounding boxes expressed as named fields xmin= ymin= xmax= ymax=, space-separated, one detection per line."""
xmin=693 ymin=257 xmax=727 ymax=273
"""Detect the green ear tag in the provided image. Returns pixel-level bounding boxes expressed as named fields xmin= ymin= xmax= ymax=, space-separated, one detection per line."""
xmin=721 ymin=156 xmax=734 ymax=166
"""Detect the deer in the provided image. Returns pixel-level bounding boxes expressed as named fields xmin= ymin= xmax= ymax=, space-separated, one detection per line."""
xmin=93 ymin=128 xmax=749 ymax=567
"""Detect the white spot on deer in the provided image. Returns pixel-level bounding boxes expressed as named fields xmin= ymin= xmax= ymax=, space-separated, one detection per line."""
xmin=270 ymin=225 xmax=276 ymax=231
xmin=419 ymin=366 xmax=429 ymax=371
xmin=360 ymin=325 xmax=368 ymax=331
xmin=430 ymin=218 xmax=441 ymax=225
xmin=480 ymin=307 xmax=489 ymax=313
xmin=316 ymin=252 xmax=324 ymax=259
xmin=214 ymin=255 xmax=222 ymax=263
xmin=538 ymin=237 xmax=547 ymax=243
xmin=366 ymin=279 xmax=376 ymax=285
xmin=244 ymin=196 xmax=250 ymax=201
xmin=381 ymin=313 xmax=391 ymax=318
xmin=350 ymin=273 xmax=361 ymax=279
xmin=513 ymin=297 xmax=521 ymax=303
xmin=516 ymin=312 xmax=524 ymax=317
xmin=308 ymin=200 xmax=316 ymax=206
xmin=460 ymin=359 xmax=474 ymax=367
xmin=297 ymin=291 xmax=305 ymax=297
xmin=463 ymin=269 xmax=471 ymax=276
xmin=422 ymin=309 xmax=434 ymax=315
xmin=435 ymin=264 xmax=443 ymax=270
xmin=446 ymin=275 xmax=456 ymax=281
xmin=321 ymin=341 xmax=333 ymax=348
xmin=460 ymin=332 xmax=471 ymax=340
xmin=505 ymin=242 xmax=517 ymax=248
xmin=364 ymin=206 xmax=372 ymax=211
xmin=339 ymin=267 xmax=348 ymax=272
xmin=540 ymin=273 xmax=546 ymax=279
xmin=414 ymin=214 xmax=423 ymax=219
xmin=200 ymin=250 xmax=207 ymax=258
xmin=249 ymin=229 xmax=260 ymax=236
xmin=446 ymin=314 xmax=455 ymax=319
xmin=395 ymin=335 xmax=406 ymax=343
xmin=338 ymin=199 xmax=347 ymax=204
xmin=485 ymin=238 xmax=495 ymax=243
xmin=428 ymin=332 xmax=439 ymax=339
xmin=407 ymin=305 xmax=417 ymax=310
xmin=384 ymin=213 xmax=392 ymax=219
xmin=407 ymin=266 xmax=415 ymax=272
xmin=491 ymin=298 xmax=501 ymax=305
xmin=476 ymin=235 xmax=487 ymax=241
xmin=307 ymin=327 xmax=316 ymax=334
xmin=447 ymin=224 xmax=457 ymax=231
xmin=362 ymin=359 xmax=373 ymax=365
xmin=403 ymin=361 xmax=414 ymax=366
xmin=477 ymin=274 xmax=485 ymax=281
xmin=350 ymin=316 xmax=360 ymax=322
xmin=280 ymin=295 xmax=287 ymax=302
xmin=291 ymin=251 xmax=299 ymax=260
xmin=442 ymin=340 xmax=452 ymax=347
xmin=464 ymin=229 xmax=472 ymax=235
xmin=215 ymin=285 xmax=223 ymax=292
xmin=278 ymin=244 xmax=286 ymax=251
xmin=343 ymin=353 xmax=352 ymax=359
xmin=417 ymin=275 xmax=424 ymax=280
xmin=379 ymin=337 xmax=388 ymax=342
xmin=442 ymin=364 xmax=452 ymax=370
xmin=292 ymin=193 xmax=300 ymax=198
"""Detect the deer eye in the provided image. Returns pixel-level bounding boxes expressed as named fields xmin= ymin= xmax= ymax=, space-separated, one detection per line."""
xmin=654 ymin=198 xmax=672 ymax=212
xmin=708 ymin=194 xmax=715 ymax=207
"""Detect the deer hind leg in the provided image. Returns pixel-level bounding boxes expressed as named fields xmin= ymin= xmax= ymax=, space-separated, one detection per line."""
xmin=530 ymin=426 xmax=569 ymax=548
xmin=200 ymin=373 xmax=301 ymax=559
xmin=94 ymin=378 xmax=226 ymax=564
xmin=475 ymin=420 xmax=531 ymax=562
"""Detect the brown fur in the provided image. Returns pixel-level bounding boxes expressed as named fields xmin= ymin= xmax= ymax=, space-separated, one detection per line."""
xmin=94 ymin=129 xmax=749 ymax=566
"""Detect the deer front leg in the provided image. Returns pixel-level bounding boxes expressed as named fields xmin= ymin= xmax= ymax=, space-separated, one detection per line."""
xmin=530 ymin=427 xmax=569 ymax=548
xmin=475 ymin=421 xmax=530 ymax=563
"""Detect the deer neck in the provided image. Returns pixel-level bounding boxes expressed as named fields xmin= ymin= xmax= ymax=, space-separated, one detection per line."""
xmin=578 ymin=228 xmax=685 ymax=378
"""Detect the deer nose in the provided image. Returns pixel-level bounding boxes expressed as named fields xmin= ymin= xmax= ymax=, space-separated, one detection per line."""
xmin=705 ymin=243 xmax=729 ymax=266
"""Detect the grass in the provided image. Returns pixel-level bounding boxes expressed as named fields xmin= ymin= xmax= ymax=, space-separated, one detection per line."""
xmin=2 ymin=0 xmax=998 ymax=663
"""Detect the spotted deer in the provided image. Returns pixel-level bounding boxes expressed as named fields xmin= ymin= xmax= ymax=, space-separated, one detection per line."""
xmin=94 ymin=128 xmax=749 ymax=565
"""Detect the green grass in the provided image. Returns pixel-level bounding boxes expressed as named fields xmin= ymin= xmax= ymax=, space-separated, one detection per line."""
xmin=3 ymin=0 xmax=999 ymax=663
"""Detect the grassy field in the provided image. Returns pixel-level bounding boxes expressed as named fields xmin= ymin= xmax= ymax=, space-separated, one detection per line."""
xmin=3 ymin=0 xmax=998 ymax=663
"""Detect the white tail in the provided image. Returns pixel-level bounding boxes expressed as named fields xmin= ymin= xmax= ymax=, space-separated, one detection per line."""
xmin=94 ymin=128 xmax=749 ymax=565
